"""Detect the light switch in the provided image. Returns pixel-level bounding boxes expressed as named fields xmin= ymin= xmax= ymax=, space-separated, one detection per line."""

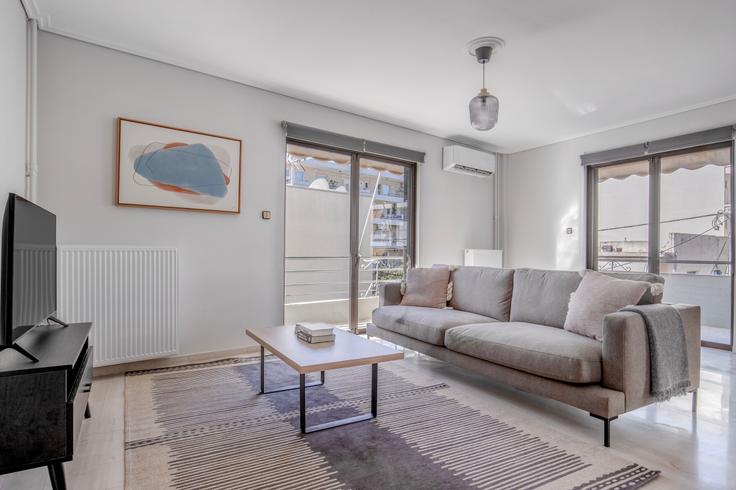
xmin=261 ymin=210 xmax=272 ymax=220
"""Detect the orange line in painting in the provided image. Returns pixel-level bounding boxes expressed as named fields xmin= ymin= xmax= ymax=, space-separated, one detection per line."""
xmin=163 ymin=142 xmax=188 ymax=149
xmin=151 ymin=180 xmax=200 ymax=195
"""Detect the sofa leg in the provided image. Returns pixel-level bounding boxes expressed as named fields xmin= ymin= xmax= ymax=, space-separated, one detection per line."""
xmin=590 ymin=414 xmax=617 ymax=448
xmin=692 ymin=389 xmax=698 ymax=413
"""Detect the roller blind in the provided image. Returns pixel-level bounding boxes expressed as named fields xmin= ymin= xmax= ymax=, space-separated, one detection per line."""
xmin=282 ymin=121 xmax=425 ymax=163
xmin=581 ymin=125 xmax=734 ymax=166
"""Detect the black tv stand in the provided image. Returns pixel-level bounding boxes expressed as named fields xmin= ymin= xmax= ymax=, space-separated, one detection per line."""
xmin=47 ymin=315 xmax=69 ymax=327
xmin=0 ymin=343 xmax=39 ymax=362
xmin=0 ymin=322 xmax=93 ymax=490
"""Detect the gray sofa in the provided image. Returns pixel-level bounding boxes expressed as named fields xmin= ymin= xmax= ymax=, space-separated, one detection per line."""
xmin=367 ymin=267 xmax=701 ymax=446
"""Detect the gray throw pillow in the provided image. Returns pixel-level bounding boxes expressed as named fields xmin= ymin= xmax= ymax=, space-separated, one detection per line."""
xmin=400 ymin=267 xmax=451 ymax=309
xmin=564 ymin=270 xmax=650 ymax=341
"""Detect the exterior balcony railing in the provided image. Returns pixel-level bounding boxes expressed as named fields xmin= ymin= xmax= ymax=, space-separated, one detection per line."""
xmin=284 ymin=256 xmax=406 ymax=327
xmin=599 ymin=256 xmax=732 ymax=344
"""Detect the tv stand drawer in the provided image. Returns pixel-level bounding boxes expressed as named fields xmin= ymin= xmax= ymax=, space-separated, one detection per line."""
xmin=0 ymin=370 xmax=67 ymax=470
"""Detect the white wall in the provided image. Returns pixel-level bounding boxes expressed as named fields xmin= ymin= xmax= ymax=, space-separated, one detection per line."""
xmin=37 ymin=33 xmax=494 ymax=356
xmin=0 ymin=0 xmax=27 ymax=247
xmin=501 ymin=99 xmax=736 ymax=270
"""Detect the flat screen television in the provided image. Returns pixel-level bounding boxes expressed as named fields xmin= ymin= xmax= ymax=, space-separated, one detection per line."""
xmin=0 ymin=193 xmax=57 ymax=348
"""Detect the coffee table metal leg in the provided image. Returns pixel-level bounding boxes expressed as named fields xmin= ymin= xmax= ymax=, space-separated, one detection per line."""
xmin=258 ymin=349 xmax=377 ymax=433
xmin=260 ymin=346 xmax=265 ymax=394
xmin=300 ymin=373 xmax=306 ymax=433
xmin=371 ymin=363 xmax=378 ymax=417
xmin=302 ymin=364 xmax=378 ymax=434
xmin=259 ymin=345 xmax=324 ymax=394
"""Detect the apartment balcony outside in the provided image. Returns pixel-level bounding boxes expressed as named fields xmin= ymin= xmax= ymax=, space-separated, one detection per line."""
xmin=599 ymin=254 xmax=731 ymax=345
xmin=284 ymin=255 xmax=405 ymax=327
xmin=595 ymin=147 xmax=733 ymax=346
xmin=285 ymin=146 xmax=411 ymax=330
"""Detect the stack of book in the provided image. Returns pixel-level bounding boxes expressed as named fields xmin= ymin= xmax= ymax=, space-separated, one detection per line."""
xmin=295 ymin=322 xmax=335 ymax=344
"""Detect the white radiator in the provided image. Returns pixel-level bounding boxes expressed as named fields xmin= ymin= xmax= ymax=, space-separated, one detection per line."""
xmin=58 ymin=246 xmax=179 ymax=366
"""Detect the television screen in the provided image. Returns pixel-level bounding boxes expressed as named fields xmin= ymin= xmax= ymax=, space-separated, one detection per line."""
xmin=1 ymin=194 xmax=57 ymax=345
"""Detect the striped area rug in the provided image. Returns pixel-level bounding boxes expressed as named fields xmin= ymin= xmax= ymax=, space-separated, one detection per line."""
xmin=125 ymin=356 xmax=659 ymax=489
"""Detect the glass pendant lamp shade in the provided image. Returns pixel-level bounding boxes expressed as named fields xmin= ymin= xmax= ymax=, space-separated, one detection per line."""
xmin=468 ymin=40 xmax=500 ymax=131
xmin=469 ymin=88 xmax=499 ymax=131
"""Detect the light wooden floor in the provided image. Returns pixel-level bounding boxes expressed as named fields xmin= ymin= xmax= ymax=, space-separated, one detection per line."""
xmin=1 ymin=346 xmax=734 ymax=489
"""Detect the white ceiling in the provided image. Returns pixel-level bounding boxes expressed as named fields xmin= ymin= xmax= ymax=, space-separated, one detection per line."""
xmin=30 ymin=0 xmax=736 ymax=153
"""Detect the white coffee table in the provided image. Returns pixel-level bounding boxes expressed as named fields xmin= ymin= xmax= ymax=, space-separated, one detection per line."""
xmin=245 ymin=326 xmax=404 ymax=433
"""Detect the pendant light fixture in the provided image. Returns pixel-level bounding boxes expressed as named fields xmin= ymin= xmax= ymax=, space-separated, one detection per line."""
xmin=467 ymin=37 xmax=504 ymax=131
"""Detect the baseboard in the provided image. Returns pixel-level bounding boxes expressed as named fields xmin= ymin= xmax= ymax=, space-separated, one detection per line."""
xmin=92 ymin=345 xmax=260 ymax=377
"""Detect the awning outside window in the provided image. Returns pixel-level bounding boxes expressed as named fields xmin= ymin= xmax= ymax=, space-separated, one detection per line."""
xmin=581 ymin=126 xmax=733 ymax=169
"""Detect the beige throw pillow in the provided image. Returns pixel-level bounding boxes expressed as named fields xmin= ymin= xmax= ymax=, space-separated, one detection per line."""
xmin=400 ymin=267 xmax=451 ymax=309
xmin=564 ymin=270 xmax=650 ymax=341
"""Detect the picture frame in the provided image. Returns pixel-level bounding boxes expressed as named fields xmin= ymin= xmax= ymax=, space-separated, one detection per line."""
xmin=116 ymin=118 xmax=242 ymax=213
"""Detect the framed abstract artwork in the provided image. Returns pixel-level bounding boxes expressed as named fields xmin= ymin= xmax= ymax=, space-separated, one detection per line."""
xmin=116 ymin=118 xmax=242 ymax=213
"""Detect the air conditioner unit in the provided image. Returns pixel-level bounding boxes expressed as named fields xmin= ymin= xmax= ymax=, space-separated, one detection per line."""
xmin=442 ymin=145 xmax=496 ymax=177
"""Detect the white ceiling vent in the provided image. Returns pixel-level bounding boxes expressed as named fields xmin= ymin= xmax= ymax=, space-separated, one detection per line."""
xmin=442 ymin=145 xmax=496 ymax=177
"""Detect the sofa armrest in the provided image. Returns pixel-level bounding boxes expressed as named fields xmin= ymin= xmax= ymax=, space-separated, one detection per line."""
xmin=379 ymin=282 xmax=403 ymax=307
xmin=601 ymin=304 xmax=700 ymax=412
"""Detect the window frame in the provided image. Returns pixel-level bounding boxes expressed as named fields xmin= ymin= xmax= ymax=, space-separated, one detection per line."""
xmin=585 ymin=141 xmax=735 ymax=349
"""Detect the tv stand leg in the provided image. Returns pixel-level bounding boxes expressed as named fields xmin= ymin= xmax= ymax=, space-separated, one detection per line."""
xmin=0 ymin=343 xmax=39 ymax=362
xmin=85 ymin=403 xmax=91 ymax=419
xmin=48 ymin=462 xmax=67 ymax=490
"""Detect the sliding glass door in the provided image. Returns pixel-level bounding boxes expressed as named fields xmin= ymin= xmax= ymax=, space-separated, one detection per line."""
xmin=595 ymin=160 xmax=651 ymax=272
xmin=659 ymin=147 xmax=732 ymax=347
xmin=284 ymin=143 xmax=352 ymax=329
xmin=284 ymin=142 xmax=416 ymax=332
xmin=356 ymin=157 xmax=414 ymax=326
xmin=588 ymin=143 xmax=734 ymax=349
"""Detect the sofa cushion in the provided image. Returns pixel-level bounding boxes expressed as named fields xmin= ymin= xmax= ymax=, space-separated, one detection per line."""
xmin=445 ymin=322 xmax=602 ymax=383
xmin=372 ymin=305 xmax=496 ymax=346
xmin=601 ymin=271 xmax=664 ymax=304
xmin=564 ymin=271 xmax=650 ymax=341
xmin=449 ymin=267 xmax=514 ymax=321
xmin=510 ymin=269 xmax=583 ymax=328
xmin=400 ymin=267 xmax=451 ymax=308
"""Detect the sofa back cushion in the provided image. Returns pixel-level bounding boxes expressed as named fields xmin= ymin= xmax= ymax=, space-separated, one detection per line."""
xmin=449 ymin=266 xmax=514 ymax=321
xmin=510 ymin=269 xmax=582 ymax=328
xmin=509 ymin=268 xmax=666 ymax=328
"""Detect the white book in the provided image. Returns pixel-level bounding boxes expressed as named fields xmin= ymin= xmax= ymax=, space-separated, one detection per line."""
xmin=295 ymin=322 xmax=334 ymax=336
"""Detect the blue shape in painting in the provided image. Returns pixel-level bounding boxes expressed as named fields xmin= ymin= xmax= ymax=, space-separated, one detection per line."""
xmin=134 ymin=143 xmax=227 ymax=198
